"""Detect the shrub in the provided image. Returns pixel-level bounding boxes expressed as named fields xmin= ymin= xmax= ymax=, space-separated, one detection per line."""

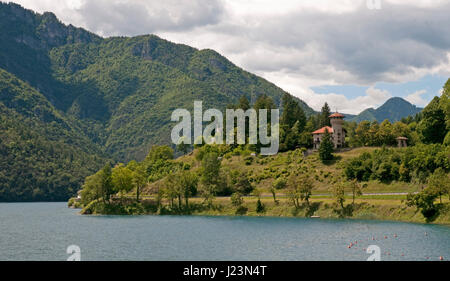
xmin=406 ymin=189 xmax=439 ymax=222
xmin=244 ymin=156 xmax=253 ymax=165
xmin=231 ymin=192 xmax=243 ymax=207
xmin=272 ymin=177 xmax=287 ymax=190
xmin=256 ymin=199 xmax=265 ymax=213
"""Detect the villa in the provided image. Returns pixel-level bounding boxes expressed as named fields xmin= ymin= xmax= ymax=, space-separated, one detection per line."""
xmin=312 ymin=113 xmax=346 ymax=149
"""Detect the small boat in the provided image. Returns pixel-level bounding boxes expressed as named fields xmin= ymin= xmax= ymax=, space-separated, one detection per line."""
xmin=310 ymin=215 xmax=320 ymax=218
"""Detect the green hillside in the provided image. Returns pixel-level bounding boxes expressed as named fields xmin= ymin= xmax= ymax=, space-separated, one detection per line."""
xmin=0 ymin=3 xmax=314 ymax=201
xmin=49 ymin=35 xmax=314 ymax=160
xmin=0 ymin=2 xmax=314 ymax=161
xmin=0 ymin=68 xmax=107 ymax=201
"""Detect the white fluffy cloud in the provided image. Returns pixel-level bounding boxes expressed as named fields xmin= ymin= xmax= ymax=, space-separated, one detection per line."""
xmin=405 ymin=90 xmax=428 ymax=107
xmin=10 ymin=0 xmax=450 ymax=112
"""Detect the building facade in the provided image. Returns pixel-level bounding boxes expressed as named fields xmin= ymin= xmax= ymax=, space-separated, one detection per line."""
xmin=312 ymin=113 xmax=346 ymax=150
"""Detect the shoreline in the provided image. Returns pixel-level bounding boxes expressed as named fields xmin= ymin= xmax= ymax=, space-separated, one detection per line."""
xmin=74 ymin=208 xmax=450 ymax=227
xmin=70 ymin=198 xmax=450 ymax=226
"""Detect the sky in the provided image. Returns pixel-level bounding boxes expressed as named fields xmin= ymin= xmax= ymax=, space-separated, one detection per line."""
xmin=9 ymin=0 xmax=450 ymax=114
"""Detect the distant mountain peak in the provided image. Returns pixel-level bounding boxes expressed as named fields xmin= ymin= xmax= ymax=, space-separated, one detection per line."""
xmin=348 ymin=97 xmax=423 ymax=123
xmin=382 ymin=97 xmax=416 ymax=107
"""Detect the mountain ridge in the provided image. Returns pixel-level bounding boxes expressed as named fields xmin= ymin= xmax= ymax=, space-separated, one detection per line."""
xmin=0 ymin=2 xmax=314 ymax=201
xmin=0 ymin=2 xmax=316 ymax=159
xmin=345 ymin=97 xmax=423 ymax=123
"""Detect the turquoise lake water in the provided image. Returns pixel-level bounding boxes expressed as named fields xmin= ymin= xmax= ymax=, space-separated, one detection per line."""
xmin=0 ymin=202 xmax=448 ymax=261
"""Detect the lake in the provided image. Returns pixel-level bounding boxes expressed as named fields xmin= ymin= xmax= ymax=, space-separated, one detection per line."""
xmin=0 ymin=202 xmax=448 ymax=261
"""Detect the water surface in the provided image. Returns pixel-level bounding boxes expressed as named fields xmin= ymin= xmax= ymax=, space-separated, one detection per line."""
xmin=0 ymin=202 xmax=448 ymax=261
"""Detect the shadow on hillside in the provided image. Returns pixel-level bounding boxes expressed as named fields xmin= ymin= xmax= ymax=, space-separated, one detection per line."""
xmin=305 ymin=202 xmax=321 ymax=217
xmin=333 ymin=203 xmax=354 ymax=218
xmin=422 ymin=203 xmax=446 ymax=223
xmin=322 ymin=155 xmax=342 ymax=166
xmin=290 ymin=201 xmax=322 ymax=217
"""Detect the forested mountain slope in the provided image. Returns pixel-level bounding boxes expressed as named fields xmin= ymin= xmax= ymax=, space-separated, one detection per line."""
xmin=0 ymin=3 xmax=314 ymax=200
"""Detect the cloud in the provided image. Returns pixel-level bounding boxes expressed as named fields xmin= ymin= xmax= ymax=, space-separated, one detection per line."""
xmin=405 ymin=90 xmax=428 ymax=107
xmin=9 ymin=0 xmax=450 ymax=113
xmin=11 ymin=0 xmax=225 ymax=36
xmin=298 ymin=87 xmax=392 ymax=115
xmin=155 ymin=0 xmax=450 ymax=112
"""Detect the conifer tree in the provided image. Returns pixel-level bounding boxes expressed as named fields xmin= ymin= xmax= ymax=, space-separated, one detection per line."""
xmin=319 ymin=129 xmax=334 ymax=161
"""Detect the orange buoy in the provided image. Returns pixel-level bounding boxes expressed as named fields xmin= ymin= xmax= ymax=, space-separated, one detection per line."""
xmin=439 ymin=256 xmax=444 ymax=261
xmin=394 ymin=234 xmax=397 ymax=238
xmin=384 ymin=235 xmax=387 ymax=239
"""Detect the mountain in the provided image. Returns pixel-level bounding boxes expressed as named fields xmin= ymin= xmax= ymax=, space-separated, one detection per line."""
xmin=0 ymin=3 xmax=314 ymax=201
xmin=0 ymin=68 xmax=108 ymax=201
xmin=347 ymin=97 xmax=423 ymax=123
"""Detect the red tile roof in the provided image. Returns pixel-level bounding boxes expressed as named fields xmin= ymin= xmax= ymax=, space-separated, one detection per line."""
xmin=312 ymin=126 xmax=333 ymax=134
xmin=329 ymin=112 xmax=345 ymax=118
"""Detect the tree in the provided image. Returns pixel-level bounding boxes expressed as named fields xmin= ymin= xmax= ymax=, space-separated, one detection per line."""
xmin=176 ymin=136 xmax=190 ymax=155
xmin=332 ymin=183 xmax=346 ymax=211
xmin=199 ymin=152 xmax=221 ymax=205
xmin=283 ymin=120 xmax=303 ymax=151
xmin=163 ymin=174 xmax=177 ymax=208
xmin=355 ymin=120 xmax=371 ymax=146
xmin=100 ymin=163 xmax=113 ymax=203
xmin=254 ymin=94 xmax=276 ymax=114
xmin=236 ymin=95 xmax=251 ymax=141
xmin=319 ymin=102 xmax=331 ymax=127
xmin=418 ymin=96 xmax=447 ymax=144
xmin=254 ymin=94 xmax=276 ymax=153
xmin=427 ymin=168 xmax=449 ymax=203
xmin=80 ymin=172 xmax=102 ymax=206
xmin=377 ymin=120 xmax=395 ymax=146
xmin=178 ymin=170 xmax=198 ymax=208
xmin=273 ymin=177 xmax=287 ymax=189
xmin=286 ymin=174 xmax=302 ymax=209
xmin=231 ymin=192 xmax=243 ymax=207
xmin=270 ymin=177 xmax=286 ymax=203
xmin=406 ymin=189 xmax=439 ymax=221
xmin=269 ymin=186 xmax=278 ymax=204
xmin=232 ymin=171 xmax=253 ymax=195
xmin=319 ymin=130 xmax=334 ymax=162
xmin=439 ymin=78 xmax=450 ymax=130
xmin=238 ymin=95 xmax=251 ymax=110
xmin=348 ymin=179 xmax=364 ymax=205
xmin=111 ymin=164 xmax=133 ymax=198
xmin=281 ymin=93 xmax=306 ymax=131
xmin=145 ymin=145 xmax=174 ymax=163
xmin=256 ymin=199 xmax=265 ymax=213
xmin=128 ymin=162 xmax=147 ymax=202
xmin=368 ymin=121 xmax=381 ymax=146
xmin=299 ymin=175 xmax=314 ymax=207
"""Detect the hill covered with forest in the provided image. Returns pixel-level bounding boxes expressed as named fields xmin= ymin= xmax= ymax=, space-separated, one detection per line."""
xmin=0 ymin=3 xmax=314 ymax=201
